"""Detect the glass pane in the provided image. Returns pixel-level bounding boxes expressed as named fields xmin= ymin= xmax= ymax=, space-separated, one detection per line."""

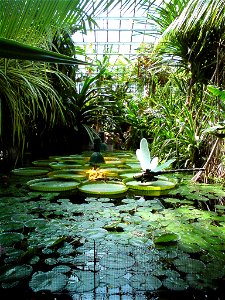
xmin=73 ymin=2 xmax=155 ymax=60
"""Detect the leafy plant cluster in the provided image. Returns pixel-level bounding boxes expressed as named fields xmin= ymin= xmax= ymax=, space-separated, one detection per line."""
xmin=0 ymin=170 xmax=225 ymax=298
xmin=2 ymin=0 xmax=225 ymax=181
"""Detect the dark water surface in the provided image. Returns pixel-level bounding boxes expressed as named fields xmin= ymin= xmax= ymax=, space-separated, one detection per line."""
xmin=0 ymin=169 xmax=225 ymax=300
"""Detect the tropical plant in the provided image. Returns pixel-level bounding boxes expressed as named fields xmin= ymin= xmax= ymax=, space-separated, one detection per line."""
xmin=191 ymin=85 xmax=225 ymax=183
xmin=122 ymin=99 xmax=149 ymax=149
xmin=130 ymin=0 xmax=225 ymax=178
xmin=97 ymin=80 xmax=131 ymax=140
xmin=0 ymin=0 xmax=98 ymax=167
xmin=136 ymin=137 xmax=175 ymax=172
xmin=0 ymin=38 xmax=89 ymax=65
xmin=65 ymin=68 xmax=112 ymax=149
xmin=127 ymin=71 xmax=217 ymax=169
xmin=0 ymin=0 xmax=154 ymax=168
xmin=0 ymin=0 xmax=153 ymax=54
xmin=35 ymin=67 xmax=116 ymax=155
xmin=0 ymin=59 xmax=79 ymax=164
xmin=148 ymin=0 xmax=225 ymax=104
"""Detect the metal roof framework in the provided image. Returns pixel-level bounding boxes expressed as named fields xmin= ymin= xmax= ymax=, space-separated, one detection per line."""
xmin=73 ymin=1 xmax=156 ymax=64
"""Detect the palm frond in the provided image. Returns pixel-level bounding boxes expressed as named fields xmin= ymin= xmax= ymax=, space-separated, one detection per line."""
xmin=0 ymin=0 xmax=94 ymax=44
xmin=0 ymin=38 xmax=90 ymax=65
xmin=0 ymin=0 xmax=150 ymax=44
xmin=0 ymin=59 xmax=69 ymax=146
xmin=165 ymin=0 xmax=225 ymax=34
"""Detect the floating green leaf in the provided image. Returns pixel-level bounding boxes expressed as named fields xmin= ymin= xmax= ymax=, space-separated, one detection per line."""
xmin=78 ymin=181 xmax=128 ymax=196
xmin=124 ymin=179 xmax=176 ymax=196
xmin=130 ymin=274 xmax=162 ymax=290
xmin=99 ymin=253 xmax=135 ymax=269
xmin=29 ymin=271 xmax=67 ymax=292
xmin=154 ymin=233 xmax=180 ymax=244
xmin=67 ymin=271 xmax=100 ymax=292
xmin=26 ymin=178 xmax=80 ymax=191
xmin=11 ymin=167 xmax=50 ymax=176
xmin=174 ymin=257 xmax=205 ymax=274
xmin=0 ymin=265 xmax=32 ymax=283
xmin=163 ymin=277 xmax=189 ymax=291
xmin=0 ymin=232 xmax=24 ymax=247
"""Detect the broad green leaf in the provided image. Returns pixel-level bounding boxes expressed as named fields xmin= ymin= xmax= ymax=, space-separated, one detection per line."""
xmin=0 ymin=232 xmax=24 ymax=247
xmin=207 ymin=85 xmax=225 ymax=100
xmin=174 ymin=258 xmax=205 ymax=274
xmin=0 ymin=265 xmax=32 ymax=283
xmin=154 ymin=233 xmax=180 ymax=244
xmin=29 ymin=271 xmax=67 ymax=292
xmin=0 ymin=38 xmax=89 ymax=65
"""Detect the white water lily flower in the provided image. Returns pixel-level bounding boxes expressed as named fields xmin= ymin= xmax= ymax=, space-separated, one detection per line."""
xmin=136 ymin=138 xmax=175 ymax=172
xmin=149 ymin=156 xmax=159 ymax=171
xmin=136 ymin=138 xmax=158 ymax=171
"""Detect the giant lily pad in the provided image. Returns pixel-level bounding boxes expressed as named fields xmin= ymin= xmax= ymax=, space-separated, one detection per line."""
xmin=124 ymin=179 xmax=176 ymax=196
xmin=119 ymin=171 xmax=141 ymax=179
xmin=48 ymin=170 xmax=86 ymax=181
xmin=32 ymin=160 xmax=52 ymax=167
xmin=26 ymin=178 xmax=80 ymax=192
xmin=78 ymin=181 xmax=128 ymax=196
xmin=126 ymin=162 xmax=141 ymax=169
xmin=51 ymin=155 xmax=87 ymax=162
xmin=11 ymin=167 xmax=50 ymax=176
xmin=49 ymin=161 xmax=84 ymax=169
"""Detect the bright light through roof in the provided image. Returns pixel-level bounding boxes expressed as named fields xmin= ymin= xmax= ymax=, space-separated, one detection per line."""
xmin=73 ymin=1 xmax=157 ymax=65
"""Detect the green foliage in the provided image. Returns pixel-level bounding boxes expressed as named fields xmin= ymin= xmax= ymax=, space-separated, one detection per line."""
xmin=132 ymin=71 xmax=222 ymax=168
xmin=0 ymin=59 xmax=71 ymax=158
xmin=1 ymin=166 xmax=225 ymax=294
xmin=0 ymin=38 xmax=89 ymax=65
xmin=62 ymin=67 xmax=115 ymax=147
xmin=0 ymin=0 xmax=122 ymax=45
xmin=120 ymin=97 xmax=154 ymax=150
xmin=0 ymin=0 xmax=143 ymax=163
xmin=150 ymin=0 xmax=225 ymax=87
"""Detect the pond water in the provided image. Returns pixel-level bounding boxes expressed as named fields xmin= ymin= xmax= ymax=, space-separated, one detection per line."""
xmin=0 ymin=153 xmax=225 ymax=300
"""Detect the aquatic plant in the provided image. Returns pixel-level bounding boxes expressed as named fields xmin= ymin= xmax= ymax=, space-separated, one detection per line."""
xmin=136 ymin=138 xmax=175 ymax=172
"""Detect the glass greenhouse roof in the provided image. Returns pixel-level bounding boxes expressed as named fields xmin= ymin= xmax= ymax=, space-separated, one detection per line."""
xmin=73 ymin=1 xmax=157 ymax=63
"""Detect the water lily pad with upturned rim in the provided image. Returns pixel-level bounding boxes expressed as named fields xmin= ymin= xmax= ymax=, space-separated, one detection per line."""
xmin=125 ymin=162 xmax=141 ymax=169
xmin=11 ymin=167 xmax=50 ymax=176
xmin=78 ymin=181 xmax=128 ymax=196
xmin=119 ymin=171 xmax=141 ymax=179
xmin=123 ymin=178 xmax=177 ymax=196
xmin=50 ymin=155 xmax=87 ymax=162
xmin=26 ymin=177 xmax=80 ymax=192
xmin=47 ymin=170 xmax=87 ymax=181
xmin=49 ymin=161 xmax=84 ymax=169
xmin=32 ymin=160 xmax=53 ymax=167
